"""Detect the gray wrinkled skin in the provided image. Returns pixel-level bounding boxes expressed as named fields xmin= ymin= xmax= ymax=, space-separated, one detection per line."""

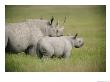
xmin=36 ymin=35 xmax=84 ymax=58
xmin=5 ymin=18 xmax=64 ymax=54
xmin=26 ymin=19 xmax=64 ymax=37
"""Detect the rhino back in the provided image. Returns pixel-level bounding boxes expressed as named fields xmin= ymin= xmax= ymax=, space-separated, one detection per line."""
xmin=27 ymin=19 xmax=57 ymax=36
xmin=38 ymin=37 xmax=72 ymax=57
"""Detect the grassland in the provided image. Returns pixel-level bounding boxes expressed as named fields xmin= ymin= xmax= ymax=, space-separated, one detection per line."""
xmin=5 ymin=5 xmax=106 ymax=72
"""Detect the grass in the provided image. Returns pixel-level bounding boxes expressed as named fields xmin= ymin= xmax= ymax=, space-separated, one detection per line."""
xmin=5 ymin=5 xmax=106 ymax=72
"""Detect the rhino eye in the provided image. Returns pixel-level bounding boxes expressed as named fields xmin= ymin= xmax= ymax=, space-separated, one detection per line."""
xmin=56 ymin=30 xmax=58 ymax=33
xmin=79 ymin=40 xmax=81 ymax=43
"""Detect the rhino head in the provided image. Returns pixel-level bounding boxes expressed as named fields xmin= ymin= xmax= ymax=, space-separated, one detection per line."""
xmin=47 ymin=17 xmax=64 ymax=37
xmin=71 ymin=33 xmax=84 ymax=48
xmin=26 ymin=16 xmax=65 ymax=37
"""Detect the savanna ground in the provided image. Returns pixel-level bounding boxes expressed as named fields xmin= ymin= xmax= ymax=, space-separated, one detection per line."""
xmin=5 ymin=5 xmax=106 ymax=72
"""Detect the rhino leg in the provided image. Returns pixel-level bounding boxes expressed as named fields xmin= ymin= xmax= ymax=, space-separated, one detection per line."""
xmin=29 ymin=46 xmax=37 ymax=55
xmin=62 ymin=51 xmax=71 ymax=58
xmin=37 ymin=48 xmax=53 ymax=59
xmin=36 ymin=48 xmax=43 ymax=59
xmin=5 ymin=34 xmax=8 ymax=48
xmin=25 ymin=45 xmax=36 ymax=55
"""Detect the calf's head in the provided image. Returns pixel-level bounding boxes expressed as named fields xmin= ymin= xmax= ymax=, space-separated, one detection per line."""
xmin=71 ymin=33 xmax=84 ymax=48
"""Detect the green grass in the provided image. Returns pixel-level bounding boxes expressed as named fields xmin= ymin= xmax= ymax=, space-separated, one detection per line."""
xmin=5 ymin=5 xmax=106 ymax=72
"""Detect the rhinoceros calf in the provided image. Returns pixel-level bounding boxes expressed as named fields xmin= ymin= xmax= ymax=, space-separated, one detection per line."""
xmin=5 ymin=17 xmax=64 ymax=54
xmin=36 ymin=33 xmax=84 ymax=58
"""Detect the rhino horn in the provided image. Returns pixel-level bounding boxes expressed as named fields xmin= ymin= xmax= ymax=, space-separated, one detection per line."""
xmin=50 ymin=16 xmax=54 ymax=25
xmin=63 ymin=16 xmax=67 ymax=25
xmin=56 ymin=20 xmax=59 ymax=27
xmin=73 ymin=33 xmax=78 ymax=39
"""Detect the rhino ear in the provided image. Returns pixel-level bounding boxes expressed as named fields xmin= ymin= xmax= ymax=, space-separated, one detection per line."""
xmin=49 ymin=16 xmax=54 ymax=25
xmin=73 ymin=33 xmax=78 ymax=39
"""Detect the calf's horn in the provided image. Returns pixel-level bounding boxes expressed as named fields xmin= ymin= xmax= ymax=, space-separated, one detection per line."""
xmin=74 ymin=33 xmax=78 ymax=39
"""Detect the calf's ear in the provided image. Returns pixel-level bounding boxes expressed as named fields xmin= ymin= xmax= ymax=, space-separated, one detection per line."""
xmin=73 ymin=33 xmax=78 ymax=39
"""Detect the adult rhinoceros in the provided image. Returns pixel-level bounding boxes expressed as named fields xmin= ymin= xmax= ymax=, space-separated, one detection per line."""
xmin=5 ymin=17 xmax=64 ymax=55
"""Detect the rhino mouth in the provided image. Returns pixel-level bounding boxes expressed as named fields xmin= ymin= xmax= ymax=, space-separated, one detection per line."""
xmin=57 ymin=35 xmax=63 ymax=37
xmin=74 ymin=46 xmax=80 ymax=48
xmin=75 ymin=42 xmax=84 ymax=48
xmin=49 ymin=35 xmax=63 ymax=37
xmin=49 ymin=35 xmax=54 ymax=37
